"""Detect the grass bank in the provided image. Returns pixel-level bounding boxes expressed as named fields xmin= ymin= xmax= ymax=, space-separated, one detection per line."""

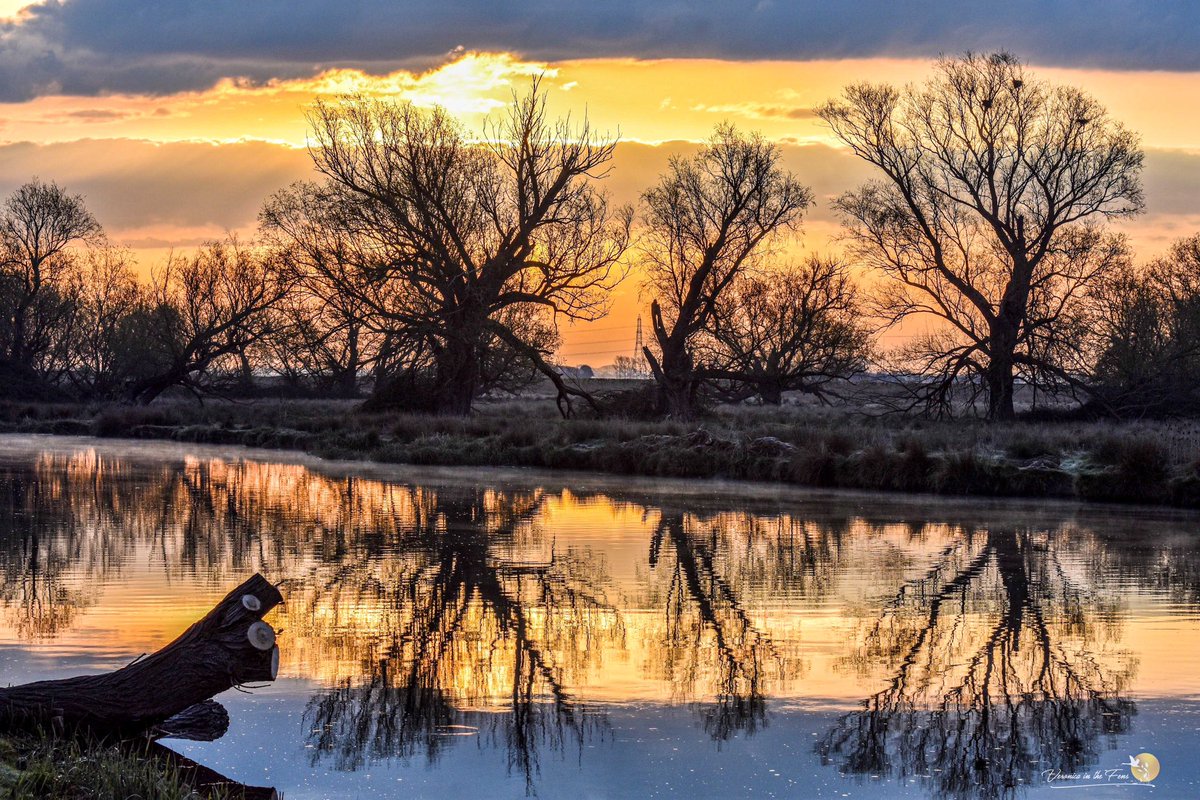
xmin=0 ymin=733 xmax=204 ymax=799
xmin=3 ymin=398 xmax=1200 ymax=507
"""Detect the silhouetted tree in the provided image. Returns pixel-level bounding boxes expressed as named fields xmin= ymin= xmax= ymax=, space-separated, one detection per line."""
xmin=263 ymin=80 xmax=630 ymax=416
xmin=612 ymin=354 xmax=649 ymax=378
xmin=259 ymin=291 xmax=378 ymax=398
xmin=819 ymin=52 xmax=1143 ymax=419
xmin=123 ymin=238 xmax=289 ymax=404
xmin=640 ymin=125 xmax=812 ymax=419
xmin=707 ymin=256 xmax=871 ymax=404
xmin=61 ymin=245 xmax=143 ymax=399
xmin=0 ymin=179 xmax=102 ymax=395
xmin=1087 ymin=233 xmax=1200 ymax=415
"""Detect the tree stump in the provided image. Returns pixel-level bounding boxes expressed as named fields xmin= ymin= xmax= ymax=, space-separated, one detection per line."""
xmin=0 ymin=573 xmax=283 ymax=737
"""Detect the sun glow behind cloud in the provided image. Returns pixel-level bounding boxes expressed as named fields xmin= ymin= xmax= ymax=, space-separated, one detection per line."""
xmin=3 ymin=51 xmax=1199 ymax=150
xmin=0 ymin=51 xmax=558 ymax=146
xmin=0 ymin=0 xmax=32 ymax=20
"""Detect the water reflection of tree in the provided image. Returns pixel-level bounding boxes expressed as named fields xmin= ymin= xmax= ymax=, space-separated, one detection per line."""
xmin=645 ymin=510 xmax=816 ymax=742
xmin=8 ymin=448 xmax=1200 ymax=797
xmin=296 ymin=488 xmax=620 ymax=793
xmin=818 ymin=526 xmax=1136 ymax=800
xmin=0 ymin=531 xmax=92 ymax=638
xmin=0 ymin=463 xmax=112 ymax=638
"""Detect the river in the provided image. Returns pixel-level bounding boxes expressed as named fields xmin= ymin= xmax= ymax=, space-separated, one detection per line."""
xmin=1 ymin=435 xmax=1198 ymax=799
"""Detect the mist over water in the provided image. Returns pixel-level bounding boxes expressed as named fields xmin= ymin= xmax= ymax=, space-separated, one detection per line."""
xmin=1 ymin=436 xmax=1198 ymax=799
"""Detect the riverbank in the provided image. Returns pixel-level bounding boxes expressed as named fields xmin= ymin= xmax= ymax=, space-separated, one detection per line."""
xmin=0 ymin=733 xmax=198 ymax=799
xmin=2 ymin=398 xmax=1199 ymax=507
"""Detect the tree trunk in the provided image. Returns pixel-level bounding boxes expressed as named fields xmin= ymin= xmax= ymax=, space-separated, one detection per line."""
xmin=335 ymin=368 xmax=358 ymax=398
xmin=986 ymin=347 xmax=1017 ymax=421
xmin=759 ymin=383 xmax=783 ymax=405
xmin=434 ymin=335 xmax=480 ymax=416
xmin=128 ymin=371 xmax=182 ymax=405
xmin=659 ymin=378 xmax=694 ymax=420
xmin=0 ymin=574 xmax=283 ymax=737
xmin=646 ymin=308 xmax=697 ymax=420
xmin=437 ymin=369 xmax=477 ymax=416
xmin=649 ymin=346 xmax=696 ymax=420
xmin=987 ymin=284 xmax=1027 ymax=422
xmin=338 ymin=324 xmax=361 ymax=398
xmin=238 ymin=351 xmax=255 ymax=393
xmin=987 ymin=367 xmax=1016 ymax=421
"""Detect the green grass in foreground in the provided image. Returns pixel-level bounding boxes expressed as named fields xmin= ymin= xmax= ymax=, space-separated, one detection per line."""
xmin=3 ymin=398 xmax=1200 ymax=507
xmin=0 ymin=733 xmax=207 ymax=800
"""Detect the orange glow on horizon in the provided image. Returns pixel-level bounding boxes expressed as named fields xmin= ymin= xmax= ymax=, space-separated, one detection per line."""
xmin=0 ymin=51 xmax=1198 ymax=363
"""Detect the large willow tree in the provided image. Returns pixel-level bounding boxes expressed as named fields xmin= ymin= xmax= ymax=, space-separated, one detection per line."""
xmin=640 ymin=125 xmax=812 ymax=419
xmin=819 ymin=53 xmax=1143 ymax=420
xmin=262 ymin=81 xmax=630 ymax=416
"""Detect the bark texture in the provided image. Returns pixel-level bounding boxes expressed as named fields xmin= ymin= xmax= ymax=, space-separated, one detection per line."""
xmin=0 ymin=573 xmax=283 ymax=737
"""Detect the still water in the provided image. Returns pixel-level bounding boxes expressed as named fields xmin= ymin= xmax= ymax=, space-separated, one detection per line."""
xmin=1 ymin=435 xmax=1198 ymax=799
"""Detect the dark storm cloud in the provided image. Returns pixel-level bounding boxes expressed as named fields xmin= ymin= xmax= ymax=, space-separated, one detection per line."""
xmin=0 ymin=0 xmax=1198 ymax=100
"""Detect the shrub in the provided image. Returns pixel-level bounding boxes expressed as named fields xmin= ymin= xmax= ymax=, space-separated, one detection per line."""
xmin=1077 ymin=437 xmax=1171 ymax=504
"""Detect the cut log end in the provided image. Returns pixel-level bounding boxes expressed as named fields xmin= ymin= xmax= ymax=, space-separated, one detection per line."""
xmin=247 ymin=621 xmax=276 ymax=652
xmin=0 ymin=573 xmax=285 ymax=738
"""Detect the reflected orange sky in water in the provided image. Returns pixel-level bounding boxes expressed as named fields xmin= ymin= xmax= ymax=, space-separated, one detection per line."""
xmin=2 ymin=443 xmax=1197 ymax=713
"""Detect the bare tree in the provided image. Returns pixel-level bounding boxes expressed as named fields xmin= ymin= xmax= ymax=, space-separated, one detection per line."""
xmin=1086 ymin=233 xmax=1200 ymax=416
xmin=707 ymin=256 xmax=871 ymax=404
xmin=59 ymin=245 xmax=143 ymax=399
xmin=123 ymin=238 xmax=289 ymax=404
xmin=263 ymin=80 xmax=630 ymax=416
xmin=640 ymin=125 xmax=812 ymax=419
xmin=0 ymin=179 xmax=102 ymax=394
xmin=258 ymin=292 xmax=373 ymax=397
xmin=819 ymin=52 xmax=1143 ymax=419
xmin=257 ymin=182 xmax=391 ymax=397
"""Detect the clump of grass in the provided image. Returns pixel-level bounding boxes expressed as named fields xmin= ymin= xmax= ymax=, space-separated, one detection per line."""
xmin=894 ymin=438 xmax=935 ymax=492
xmin=0 ymin=733 xmax=211 ymax=800
xmin=931 ymin=449 xmax=992 ymax=496
xmin=788 ymin=443 xmax=841 ymax=487
xmin=1005 ymin=433 xmax=1056 ymax=461
xmin=1077 ymin=436 xmax=1172 ymax=504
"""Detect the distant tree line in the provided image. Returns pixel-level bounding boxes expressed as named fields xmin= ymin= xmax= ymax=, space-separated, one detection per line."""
xmin=3 ymin=53 xmax=1197 ymax=421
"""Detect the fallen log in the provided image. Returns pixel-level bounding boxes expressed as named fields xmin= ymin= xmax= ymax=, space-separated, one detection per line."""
xmin=0 ymin=573 xmax=282 ymax=738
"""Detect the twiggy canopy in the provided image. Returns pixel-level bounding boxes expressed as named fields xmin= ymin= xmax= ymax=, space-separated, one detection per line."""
xmin=264 ymin=80 xmax=631 ymax=415
xmin=819 ymin=52 xmax=1143 ymax=419
xmin=0 ymin=179 xmax=102 ymax=388
xmin=640 ymin=124 xmax=813 ymax=419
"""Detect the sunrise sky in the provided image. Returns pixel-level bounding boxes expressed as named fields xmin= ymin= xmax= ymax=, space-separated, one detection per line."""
xmin=1 ymin=1 xmax=1199 ymax=364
